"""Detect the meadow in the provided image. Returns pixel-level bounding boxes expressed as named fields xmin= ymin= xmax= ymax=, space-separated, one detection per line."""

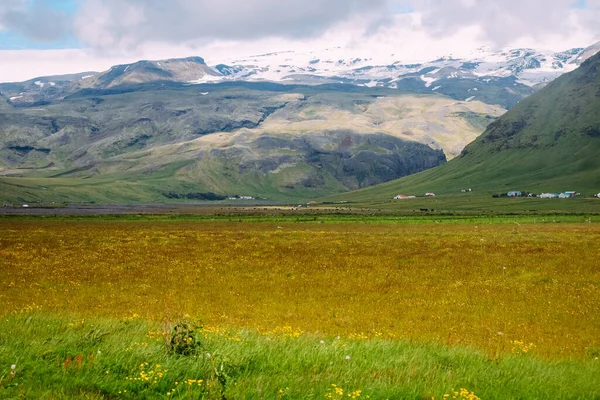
xmin=1 ymin=219 xmax=599 ymax=398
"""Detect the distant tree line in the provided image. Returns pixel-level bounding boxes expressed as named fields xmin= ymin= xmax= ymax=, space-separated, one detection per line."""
xmin=163 ymin=192 xmax=227 ymax=201
xmin=492 ymin=192 xmax=536 ymax=198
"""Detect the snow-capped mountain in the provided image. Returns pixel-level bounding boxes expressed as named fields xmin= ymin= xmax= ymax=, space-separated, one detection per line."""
xmin=209 ymin=42 xmax=598 ymax=89
xmin=2 ymin=41 xmax=598 ymax=110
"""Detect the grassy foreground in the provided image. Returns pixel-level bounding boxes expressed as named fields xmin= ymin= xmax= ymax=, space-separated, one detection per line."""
xmin=1 ymin=220 xmax=599 ymax=398
xmin=1 ymin=314 xmax=599 ymax=399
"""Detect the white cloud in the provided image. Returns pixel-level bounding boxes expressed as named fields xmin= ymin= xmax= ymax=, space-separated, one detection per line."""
xmin=400 ymin=0 xmax=599 ymax=48
xmin=73 ymin=0 xmax=389 ymax=52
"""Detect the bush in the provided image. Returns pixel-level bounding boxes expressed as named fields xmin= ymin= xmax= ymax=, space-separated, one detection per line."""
xmin=166 ymin=322 xmax=203 ymax=355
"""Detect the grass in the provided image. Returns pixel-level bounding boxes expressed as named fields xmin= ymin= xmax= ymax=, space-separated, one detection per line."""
xmin=322 ymin=144 xmax=600 ymax=209
xmin=1 ymin=219 xmax=599 ymax=398
xmin=1 ymin=314 xmax=599 ymax=399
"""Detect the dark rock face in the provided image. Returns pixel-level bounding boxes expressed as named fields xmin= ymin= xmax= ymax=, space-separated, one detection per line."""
xmin=584 ymin=125 xmax=600 ymax=138
xmin=301 ymin=132 xmax=446 ymax=189
xmin=234 ymin=131 xmax=446 ymax=190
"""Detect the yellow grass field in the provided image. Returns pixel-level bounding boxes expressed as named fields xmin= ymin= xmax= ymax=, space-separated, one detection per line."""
xmin=1 ymin=220 xmax=599 ymax=359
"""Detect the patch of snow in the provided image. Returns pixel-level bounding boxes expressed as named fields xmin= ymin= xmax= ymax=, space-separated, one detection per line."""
xmin=420 ymin=75 xmax=437 ymax=88
xmin=364 ymin=80 xmax=379 ymax=88
xmin=9 ymin=96 xmax=23 ymax=101
xmin=200 ymin=92 xmax=209 ymax=96
xmin=188 ymin=75 xmax=223 ymax=84
xmin=49 ymin=82 xmax=56 ymax=86
xmin=156 ymin=62 xmax=161 ymax=67
xmin=81 ymin=75 xmax=95 ymax=80
xmin=34 ymin=81 xmax=44 ymax=88
xmin=432 ymin=85 xmax=442 ymax=91
xmin=124 ymin=65 xmax=130 ymax=72
xmin=464 ymin=96 xmax=476 ymax=102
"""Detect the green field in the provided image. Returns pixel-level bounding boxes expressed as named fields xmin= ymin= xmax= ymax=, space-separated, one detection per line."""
xmin=1 ymin=218 xmax=599 ymax=398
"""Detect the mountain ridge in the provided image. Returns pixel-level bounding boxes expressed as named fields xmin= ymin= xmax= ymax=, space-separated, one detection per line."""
xmin=324 ymin=51 xmax=600 ymax=204
xmin=2 ymin=41 xmax=599 ymax=110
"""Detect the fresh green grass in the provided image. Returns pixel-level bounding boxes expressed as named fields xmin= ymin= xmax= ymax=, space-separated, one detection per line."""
xmin=0 ymin=176 xmax=177 ymax=204
xmin=1 ymin=314 xmax=599 ymax=399
xmin=322 ymin=139 xmax=600 ymax=207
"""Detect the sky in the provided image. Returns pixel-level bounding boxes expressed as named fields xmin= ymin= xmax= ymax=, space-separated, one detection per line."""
xmin=0 ymin=0 xmax=599 ymax=82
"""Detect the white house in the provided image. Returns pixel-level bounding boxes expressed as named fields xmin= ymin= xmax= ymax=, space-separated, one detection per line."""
xmin=425 ymin=192 xmax=436 ymax=197
xmin=539 ymin=193 xmax=558 ymax=199
xmin=559 ymin=192 xmax=576 ymax=199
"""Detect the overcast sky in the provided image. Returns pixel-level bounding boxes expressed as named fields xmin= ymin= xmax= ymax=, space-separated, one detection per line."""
xmin=0 ymin=0 xmax=598 ymax=82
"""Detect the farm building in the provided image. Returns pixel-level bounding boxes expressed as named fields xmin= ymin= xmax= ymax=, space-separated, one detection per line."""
xmin=507 ymin=191 xmax=522 ymax=197
xmin=597 ymin=193 xmax=600 ymax=198
xmin=394 ymin=195 xmax=416 ymax=200
xmin=559 ymin=192 xmax=576 ymax=199
xmin=425 ymin=192 xmax=436 ymax=197
xmin=539 ymin=193 xmax=559 ymax=198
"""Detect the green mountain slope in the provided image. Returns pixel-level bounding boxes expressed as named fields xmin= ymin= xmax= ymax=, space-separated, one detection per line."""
xmin=327 ymin=52 xmax=600 ymax=205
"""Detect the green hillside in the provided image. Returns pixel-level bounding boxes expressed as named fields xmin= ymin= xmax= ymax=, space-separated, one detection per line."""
xmin=325 ymin=52 xmax=600 ymax=209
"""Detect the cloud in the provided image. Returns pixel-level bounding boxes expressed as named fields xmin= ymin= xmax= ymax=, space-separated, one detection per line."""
xmin=399 ymin=0 xmax=600 ymax=48
xmin=73 ymin=0 xmax=389 ymax=51
xmin=0 ymin=0 xmax=73 ymax=42
xmin=0 ymin=0 xmax=599 ymax=83
xmin=2 ymin=0 xmax=599 ymax=54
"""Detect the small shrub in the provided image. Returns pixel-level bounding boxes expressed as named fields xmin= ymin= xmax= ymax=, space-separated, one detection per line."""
xmin=166 ymin=322 xmax=203 ymax=356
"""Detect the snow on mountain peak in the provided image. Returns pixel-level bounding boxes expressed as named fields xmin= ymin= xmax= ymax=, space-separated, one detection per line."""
xmin=201 ymin=44 xmax=595 ymax=90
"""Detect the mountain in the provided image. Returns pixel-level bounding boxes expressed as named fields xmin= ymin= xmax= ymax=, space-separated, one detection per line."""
xmin=0 ymin=81 xmax=507 ymax=203
xmin=571 ymin=41 xmax=600 ymax=65
xmin=0 ymin=57 xmax=218 ymax=107
xmin=1 ymin=43 xmax=598 ymax=204
xmin=78 ymin=56 xmax=219 ymax=89
xmin=213 ymin=46 xmax=579 ymax=98
xmin=201 ymin=42 xmax=600 ymax=107
xmin=2 ymin=42 xmax=598 ymax=109
xmin=326 ymin=51 xmax=600 ymax=204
